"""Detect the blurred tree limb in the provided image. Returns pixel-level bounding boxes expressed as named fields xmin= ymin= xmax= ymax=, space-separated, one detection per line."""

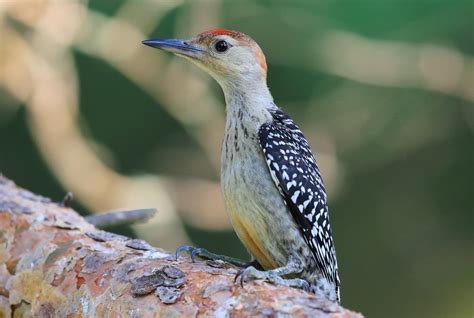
xmin=0 ymin=175 xmax=362 ymax=317
xmin=85 ymin=208 xmax=157 ymax=228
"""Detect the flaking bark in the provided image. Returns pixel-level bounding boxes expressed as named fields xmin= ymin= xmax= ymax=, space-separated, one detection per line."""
xmin=0 ymin=175 xmax=362 ymax=317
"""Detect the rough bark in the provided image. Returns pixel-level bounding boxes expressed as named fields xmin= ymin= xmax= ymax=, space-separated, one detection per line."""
xmin=0 ymin=175 xmax=362 ymax=317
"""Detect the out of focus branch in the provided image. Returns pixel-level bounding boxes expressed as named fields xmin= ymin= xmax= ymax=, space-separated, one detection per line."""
xmin=0 ymin=175 xmax=363 ymax=317
xmin=316 ymin=30 xmax=474 ymax=102
xmin=85 ymin=208 xmax=157 ymax=227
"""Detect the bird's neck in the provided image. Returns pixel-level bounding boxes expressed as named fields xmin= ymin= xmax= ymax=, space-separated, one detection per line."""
xmin=221 ymin=79 xmax=275 ymax=132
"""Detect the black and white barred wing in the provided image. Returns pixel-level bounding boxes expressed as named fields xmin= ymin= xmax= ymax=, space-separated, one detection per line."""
xmin=258 ymin=109 xmax=340 ymax=291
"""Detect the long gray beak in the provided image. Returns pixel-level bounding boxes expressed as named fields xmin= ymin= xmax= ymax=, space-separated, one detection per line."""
xmin=142 ymin=39 xmax=204 ymax=57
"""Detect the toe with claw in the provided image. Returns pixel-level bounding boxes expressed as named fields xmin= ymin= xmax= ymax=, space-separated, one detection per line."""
xmin=175 ymin=245 xmax=253 ymax=268
xmin=234 ymin=265 xmax=310 ymax=292
xmin=175 ymin=245 xmax=208 ymax=262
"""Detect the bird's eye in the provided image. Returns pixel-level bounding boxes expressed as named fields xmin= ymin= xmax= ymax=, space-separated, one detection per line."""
xmin=214 ymin=40 xmax=229 ymax=53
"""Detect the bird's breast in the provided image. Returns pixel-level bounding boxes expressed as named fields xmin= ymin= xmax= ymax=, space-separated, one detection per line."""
xmin=220 ymin=139 xmax=288 ymax=269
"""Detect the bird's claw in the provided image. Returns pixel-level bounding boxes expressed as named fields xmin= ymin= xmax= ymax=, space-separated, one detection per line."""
xmin=234 ymin=265 xmax=254 ymax=288
xmin=234 ymin=265 xmax=310 ymax=292
xmin=175 ymin=245 xmax=204 ymax=262
xmin=295 ymin=279 xmax=311 ymax=292
xmin=175 ymin=245 xmax=253 ymax=268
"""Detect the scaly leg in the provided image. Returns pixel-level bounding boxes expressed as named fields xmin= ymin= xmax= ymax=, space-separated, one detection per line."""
xmin=175 ymin=245 xmax=261 ymax=268
xmin=235 ymin=255 xmax=310 ymax=291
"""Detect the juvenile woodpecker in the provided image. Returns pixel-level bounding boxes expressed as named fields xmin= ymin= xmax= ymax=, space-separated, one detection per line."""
xmin=143 ymin=29 xmax=341 ymax=302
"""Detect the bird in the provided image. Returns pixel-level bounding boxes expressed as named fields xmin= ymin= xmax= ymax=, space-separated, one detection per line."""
xmin=143 ymin=29 xmax=341 ymax=303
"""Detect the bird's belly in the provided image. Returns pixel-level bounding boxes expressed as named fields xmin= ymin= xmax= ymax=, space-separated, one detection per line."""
xmin=221 ymin=152 xmax=294 ymax=269
xmin=225 ymin=195 xmax=280 ymax=269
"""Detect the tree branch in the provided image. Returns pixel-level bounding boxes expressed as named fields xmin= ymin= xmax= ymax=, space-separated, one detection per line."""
xmin=0 ymin=175 xmax=362 ymax=317
xmin=85 ymin=208 xmax=157 ymax=228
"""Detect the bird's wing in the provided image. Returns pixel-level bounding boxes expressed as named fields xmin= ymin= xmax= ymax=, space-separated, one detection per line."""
xmin=258 ymin=108 xmax=340 ymax=290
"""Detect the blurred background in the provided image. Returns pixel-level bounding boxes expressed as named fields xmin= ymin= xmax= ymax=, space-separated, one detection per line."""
xmin=0 ymin=0 xmax=472 ymax=316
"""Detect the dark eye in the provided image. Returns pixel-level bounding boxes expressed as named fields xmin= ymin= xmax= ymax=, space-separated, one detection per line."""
xmin=214 ymin=40 xmax=229 ymax=52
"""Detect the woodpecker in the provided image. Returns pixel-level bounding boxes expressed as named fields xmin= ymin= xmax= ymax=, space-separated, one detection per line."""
xmin=143 ymin=29 xmax=341 ymax=302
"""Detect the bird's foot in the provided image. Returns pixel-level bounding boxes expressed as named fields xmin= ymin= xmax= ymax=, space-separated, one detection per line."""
xmin=235 ymin=265 xmax=310 ymax=291
xmin=234 ymin=255 xmax=309 ymax=292
xmin=175 ymin=245 xmax=253 ymax=268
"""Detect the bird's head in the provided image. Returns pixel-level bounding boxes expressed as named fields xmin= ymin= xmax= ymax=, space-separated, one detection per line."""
xmin=143 ymin=29 xmax=267 ymax=87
